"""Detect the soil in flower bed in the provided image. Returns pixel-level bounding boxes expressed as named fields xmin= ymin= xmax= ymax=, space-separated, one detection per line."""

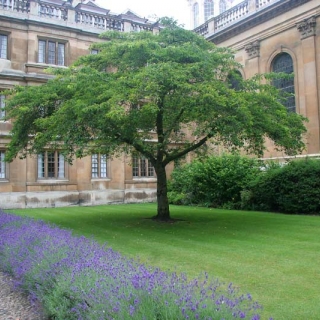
xmin=0 ymin=271 xmax=47 ymax=320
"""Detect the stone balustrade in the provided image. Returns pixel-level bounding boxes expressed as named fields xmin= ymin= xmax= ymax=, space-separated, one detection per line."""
xmin=130 ymin=22 xmax=154 ymax=32
xmin=0 ymin=0 xmax=156 ymax=34
xmin=194 ymin=0 xmax=281 ymax=36
xmin=0 ymin=0 xmax=30 ymax=12
xmin=194 ymin=22 xmax=209 ymax=36
xmin=214 ymin=0 xmax=249 ymax=31
xmin=38 ymin=2 xmax=67 ymax=20
xmin=255 ymin=0 xmax=273 ymax=10
xmin=75 ymin=11 xmax=124 ymax=31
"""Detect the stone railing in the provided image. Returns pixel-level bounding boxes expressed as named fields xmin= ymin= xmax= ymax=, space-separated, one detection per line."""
xmin=130 ymin=22 xmax=154 ymax=32
xmin=255 ymin=0 xmax=273 ymax=10
xmin=75 ymin=11 xmax=124 ymax=31
xmin=194 ymin=0 xmax=281 ymax=36
xmin=0 ymin=0 xmax=156 ymax=34
xmin=214 ymin=0 xmax=249 ymax=31
xmin=194 ymin=22 xmax=209 ymax=36
xmin=0 ymin=0 xmax=30 ymax=12
xmin=38 ymin=2 xmax=67 ymax=20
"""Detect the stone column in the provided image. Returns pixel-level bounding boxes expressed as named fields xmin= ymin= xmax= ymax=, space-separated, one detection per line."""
xmin=297 ymin=16 xmax=319 ymax=153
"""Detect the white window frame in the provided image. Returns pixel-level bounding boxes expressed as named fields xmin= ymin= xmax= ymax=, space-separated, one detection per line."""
xmin=193 ymin=2 xmax=199 ymax=28
xmin=219 ymin=0 xmax=227 ymax=14
xmin=37 ymin=151 xmax=65 ymax=179
xmin=0 ymin=34 xmax=7 ymax=59
xmin=91 ymin=154 xmax=108 ymax=178
xmin=0 ymin=151 xmax=6 ymax=179
xmin=204 ymin=0 xmax=214 ymax=21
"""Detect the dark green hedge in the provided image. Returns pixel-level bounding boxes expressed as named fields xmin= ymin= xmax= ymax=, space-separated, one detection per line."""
xmin=168 ymin=154 xmax=261 ymax=208
xmin=247 ymin=159 xmax=320 ymax=214
xmin=169 ymin=156 xmax=320 ymax=215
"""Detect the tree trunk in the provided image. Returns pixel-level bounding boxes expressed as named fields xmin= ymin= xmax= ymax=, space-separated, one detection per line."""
xmin=153 ymin=164 xmax=171 ymax=221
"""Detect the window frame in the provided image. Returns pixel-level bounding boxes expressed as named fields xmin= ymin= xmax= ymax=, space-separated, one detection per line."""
xmin=37 ymin=151 xmax=65 ymax=179
xmin=0 ymin=94 xmax=5 ymax=119
xmin=91 ymin=154 xmax=108 ymax=179
xmin=271 ymin=52 xmax=296 ymax=113
xmin=132 ymin=154 xmax=155 ymax=178
xmin=0 ymin=150 xmax=7 ymax=179
xmin=219 ymin=0 xmax=227 ymax=14
xmin=38 ymin=38 xmax=66 ymax=66
xmin=0 ymin=33 xmax=8 ymax=59
xmin=227 ymin=70 xmax=243 ymax=91
xmin=204 ymin=0 xmax=214 ymax=21
xmin=193 ymin=2 xmax=199 ymax=28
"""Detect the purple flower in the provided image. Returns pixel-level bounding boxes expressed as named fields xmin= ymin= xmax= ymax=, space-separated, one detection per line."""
xmin=0 ymin=209 xmax=268 ymax=320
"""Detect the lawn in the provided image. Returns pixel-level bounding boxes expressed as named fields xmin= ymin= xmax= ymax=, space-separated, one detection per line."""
xmin=8 ymin=204 xmax=320 ymax=320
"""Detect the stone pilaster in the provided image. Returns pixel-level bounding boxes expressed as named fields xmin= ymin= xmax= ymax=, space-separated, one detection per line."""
xmin=297 ymin=17 xmax=319 ymax=153
xmin=296 ymin=16 xmax=316 ymax=40
xmin=245 ymin=40 xmax=260 ymax=59
xmin=244 ymin=40 xmax=260 ymax=79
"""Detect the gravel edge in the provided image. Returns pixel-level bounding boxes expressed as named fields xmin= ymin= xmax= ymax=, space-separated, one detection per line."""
xmin=0 ymin=271 xmax=48 ymax=320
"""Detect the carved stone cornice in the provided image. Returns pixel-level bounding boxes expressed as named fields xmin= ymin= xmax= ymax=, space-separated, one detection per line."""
xmin=245 ymin=40 xmax=260 ymax=59
xmin=297 ymin=16 xmax=316 ymax=39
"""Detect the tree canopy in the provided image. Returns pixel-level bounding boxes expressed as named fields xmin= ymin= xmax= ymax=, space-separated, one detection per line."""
xmin=5 ymin=19 xmax=307 ymax=220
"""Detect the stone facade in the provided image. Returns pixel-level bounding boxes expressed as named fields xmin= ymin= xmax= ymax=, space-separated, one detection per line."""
xmin=193 ymin=0 xmax=320 ymax=161
xmin=0 ymin=0 xmax=166 ymax=209
xmin=2 ymin=0 xmax=319 ymax=208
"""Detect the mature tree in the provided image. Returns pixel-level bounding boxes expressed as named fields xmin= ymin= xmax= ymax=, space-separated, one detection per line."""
xmin=5 ymin=19 xmax=306 ymax=220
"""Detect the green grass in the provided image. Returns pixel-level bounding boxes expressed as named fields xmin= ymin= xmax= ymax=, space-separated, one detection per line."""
xmin=7 ymin=204 xmax=320 ymax=320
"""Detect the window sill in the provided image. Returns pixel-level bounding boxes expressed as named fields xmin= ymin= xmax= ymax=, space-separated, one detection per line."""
xmin=30 ymin=180 xmax=70 ymax=185
xmin=91 ymin=178 xmax=111 ymax=181
xmin=127 ymin=178 xmax=157 ymax=183
xmin=25 ymin=62 xmax=67 ymax=69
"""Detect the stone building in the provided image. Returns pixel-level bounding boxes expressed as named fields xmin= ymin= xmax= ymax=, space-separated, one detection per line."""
xmin=1 ymin=0 xmax=319 ymax=209
xmin=0 ymin=0 xmax=163 ymax=208
xmin=192 ymin=0 xmax=320 ymax=161
xmin=187 ymin=0 xmax=236 ymax=29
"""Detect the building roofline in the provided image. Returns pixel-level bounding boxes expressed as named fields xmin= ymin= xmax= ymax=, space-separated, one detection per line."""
xmin=204 ymin=0 xmax=312 ymax=44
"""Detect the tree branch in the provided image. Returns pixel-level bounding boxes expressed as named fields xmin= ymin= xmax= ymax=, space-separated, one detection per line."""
xmin=164 ymin=134 xmax=212 ymax=166
xmin=117 ymin=133 xmax=156 ymax=165
xmin=163 ymin=107 xmax=185 ymax=137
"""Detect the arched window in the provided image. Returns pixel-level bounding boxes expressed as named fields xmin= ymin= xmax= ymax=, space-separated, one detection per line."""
xmin=204 ymin=0 xmax=214 ymax=21
xmin=227 ymin=70 xmax=243 ymax=91
xmin=219 ymin=0 xmax=227 ymax=14
xmin=272 ymin=53 xmax=295 ymax=112
xmin=193 ymin=2 xmax=199 ymax=28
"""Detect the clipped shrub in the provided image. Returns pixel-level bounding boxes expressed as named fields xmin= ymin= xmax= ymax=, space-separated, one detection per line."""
xmin=169 ymin=154 xmax=261 ymax=208
xmin=0 ymin=210 xmax=264 ymax=319
xmin=249 ymin=158 xmax=320 ymax=214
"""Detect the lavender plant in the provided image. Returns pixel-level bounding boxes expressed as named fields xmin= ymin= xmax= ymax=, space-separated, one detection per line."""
xmin=0 ymin=209 xmax=265 ymax=319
